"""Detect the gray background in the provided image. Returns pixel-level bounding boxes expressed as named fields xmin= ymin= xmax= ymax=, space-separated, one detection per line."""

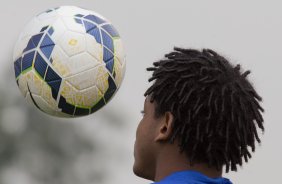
xmin=0 ymin=0 xmax=281 ymax=184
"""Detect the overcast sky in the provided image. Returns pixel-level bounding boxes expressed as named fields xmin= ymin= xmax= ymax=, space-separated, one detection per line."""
xmin=0 ymin=0 xmax=282 ymax=183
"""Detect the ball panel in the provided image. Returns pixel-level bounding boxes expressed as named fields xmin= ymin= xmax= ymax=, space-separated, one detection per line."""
xmin=59 ymin=80 xmax=103 ymax=109
xmin=112 ymin=38 xmax=125 ymax=88
xmin=18 ymin=71 xmax=33 ymax=97
xmin=91 ymin=97 xmax=106 ymax=114
xmin=51 ymin=45 xmax=71 ymax=78
xmin=23 ymin=33 xmax=44 ymax=54
xmin=113 ymin=57 xmax=123 ymax=88
xmin=73 ymin=107 xmax=90 ymax=116
xmin=41 ymin=79 xmax=60 ymax=109
xmin=83 ymin=14 xmax=108 ymax=25
xmin=85 ymin=34 xmax=103 ymax=62
xmin=58 ymin=80 xmax=77 ymax=107
xmin=29 ymin=93 xmax=72 ymax=117
xmin=60 ymin=81 xmax=75 ymax=105
xmin=26 ymin=70 xmax=43 ymax=96
xmin=48 ymin=17 xmax=67 ymax=43
xmin=78 ymin=86 xmax=103 ymax=107
xmin=84 ymin=23 xmax=101 ymax=44
xmin=14 ymin=57 xmax=22 ymax=79
xmin=102 ymin=75 xmax=117 ymax=103
xmin=101 ymin=24 xmax=120 ymax=38
xmin=93 ymin=66 xmax=110 ymax=94
xmin=61 ymin=16 xmax=86 ymax=33
xmin=33 ymin=52 xmax=48 ymax=79
xmin=101 ymin=30 xmax=114 ymax=53
xmin=58 ymin=95 xmax=76 ymax=115
xmin=59 ymin=31 xmax=86 ymax=57
xmin=25 ymin=91 xmax=36 ymax=107
xmin=39 ymin=33 xmax=55 ymax=60
xmin=65 ymin=65 xmax=105 ymax=91
xmin=44 ymin=65 xmax=62 ymax=82
xmin=13 ymin=36 xmax=31 ymax=61
xmin=105 ymin=58 xmax=114 ymax=76
xmin=47 ymin=79 xmax=62 ymax=100
xmin=113 ymin=38 xmax=125 ymax=66
xmin=22 ymin=51 xmax=36 ymax=71
xmin=68 ymin=52 xmax=100 ymax=75
xmin=103 ymin=47 xmax=114 ymax=73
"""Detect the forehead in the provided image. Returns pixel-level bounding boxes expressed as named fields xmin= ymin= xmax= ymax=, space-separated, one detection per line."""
xmin=144 ymin=96 xmax=148 ymax=107
xmin=144 ymin=96 xmax=154 ymax=109
xmin=144 ymin=95 xmax=151 ymax=105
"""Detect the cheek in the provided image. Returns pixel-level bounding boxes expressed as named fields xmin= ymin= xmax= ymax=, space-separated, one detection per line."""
xmin=135 ymin=120 xmax=143 ymax=150
xmin=135 ymin=118 xmax=155 ymax=154
xmin=134 ymin=120 xmax=146 ymax=167
xmin=133 ymin=118 xmax=157 ymax=179
xmin=134 ymin=118 xmax=147 ymax=156
xmin=136 ymin=117 xmax=145 ymax=139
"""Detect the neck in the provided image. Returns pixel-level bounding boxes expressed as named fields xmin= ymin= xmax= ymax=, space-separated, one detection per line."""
xmin=154 ymin=144 xmax=222 ymax=182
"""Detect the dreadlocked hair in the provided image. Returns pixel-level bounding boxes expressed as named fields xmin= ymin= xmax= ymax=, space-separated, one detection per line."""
xmin=144 ymin=47 xmax=264 ymax=172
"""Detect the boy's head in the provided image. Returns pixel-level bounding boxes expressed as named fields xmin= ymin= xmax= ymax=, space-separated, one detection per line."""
xmin=133 ymin=48 xmax=264 ymax=180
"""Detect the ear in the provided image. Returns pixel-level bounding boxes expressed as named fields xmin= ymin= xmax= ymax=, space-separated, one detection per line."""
xmin=154 ymin=111 xmax=174 ymax=142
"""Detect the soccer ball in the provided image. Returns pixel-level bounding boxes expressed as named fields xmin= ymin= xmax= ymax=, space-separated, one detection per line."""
xmin=13 ymin=6 xmax=126 ymax=117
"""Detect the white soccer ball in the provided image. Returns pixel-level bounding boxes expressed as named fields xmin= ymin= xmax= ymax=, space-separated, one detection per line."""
xmin=13 ymin=6 xmax=126 ymax=117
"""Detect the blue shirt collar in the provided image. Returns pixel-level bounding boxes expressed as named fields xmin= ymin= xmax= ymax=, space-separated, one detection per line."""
xmin=152 ymin=170 xmax=232 ymax=184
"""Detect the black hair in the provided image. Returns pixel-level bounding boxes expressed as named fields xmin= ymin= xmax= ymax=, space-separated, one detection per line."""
xmin=144 ymin=47 xmax=264 ymax=172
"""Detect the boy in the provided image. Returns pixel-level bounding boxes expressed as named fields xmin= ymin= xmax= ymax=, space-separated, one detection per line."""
xmin=133 ymin=48 xmax=264 ymax=184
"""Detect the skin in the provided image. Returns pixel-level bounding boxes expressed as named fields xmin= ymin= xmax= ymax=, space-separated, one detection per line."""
xmin=133 ymin=96 xmax=223 ymax=182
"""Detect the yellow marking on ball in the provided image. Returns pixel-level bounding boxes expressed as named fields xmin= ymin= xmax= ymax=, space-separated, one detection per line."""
xmin=69 ymin=39 xmax=78 ymax=46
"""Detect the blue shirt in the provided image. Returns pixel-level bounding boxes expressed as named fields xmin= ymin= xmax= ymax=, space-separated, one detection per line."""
xmin=152 ymin=170 xmax=232 ymax=184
